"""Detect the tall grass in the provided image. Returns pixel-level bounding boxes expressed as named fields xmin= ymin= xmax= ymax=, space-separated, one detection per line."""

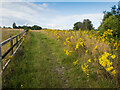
xmin=40 ymin=29 xmax=120 ymax=88
xmin=1 ymin=29 xmax=24 ymax=69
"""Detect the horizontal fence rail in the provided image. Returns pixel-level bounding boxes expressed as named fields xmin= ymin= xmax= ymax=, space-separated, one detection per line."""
xmin=0 ymin=30 xmax=28 ymax=73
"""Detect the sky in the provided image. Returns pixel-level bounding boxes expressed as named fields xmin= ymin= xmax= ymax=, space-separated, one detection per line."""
xmin=0 ymin=0 xmax=119 ymax=30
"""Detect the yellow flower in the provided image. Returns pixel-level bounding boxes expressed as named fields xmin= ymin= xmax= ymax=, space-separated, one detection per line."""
xmin=80 ymin=42 xmax=84 ymax=46
xmin=4 ymin=59 xmax=7 ymax=61
xmin=66 ymin=37 xmax=69 ymax=41
xmin=57 ymin=36 xmax=60 ymax=39
xmin=23 ymin=37 xmax=25 ymax=41
xmin=94 ymin=58 xmax=97 ymax=62
xmin=64 ymin=42 xmax=66 ymax=45
xmin=81 ymin=64 xmax=89 ymax=76
xmin=88 ymin=59 xmax=91 ymax=63
xmin=66 ymin=50 xmax=70 ymax=55
xmin=73 ymin=60 xmax=78 ymax=66
xmin=9 ymin=56 xmax=12 ymax=59
xmin=75 ymin=44 xmax=79 ymax=50
xmin=86 ymin=50 xmax=88 ymax=53
xmin=111 ymin=55 xmax=116 ymax=59
xmin=21 ymin=84 xmax=23 ymax=87
xmin=94 ymin=46 xmax=98 ymax=50
xmin=71 ymin=36 xmax=73 ymax=39
xmin=28 ymin=29 xmax=31 ymax=32
xmin=106 ymin=66 xmax=113 ymax=71
xmin=111 ymin=70 xmax=116 ymax=76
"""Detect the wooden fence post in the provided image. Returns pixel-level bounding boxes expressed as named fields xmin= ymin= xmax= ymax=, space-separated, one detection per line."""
xmin=19 ymin=35 xmax=21 ymax=42
xmin=16 ymin=36 xmax=18 ymax=43
xmin=10 ymin=38 xmax=13 ymax=55
xmin=16 ymin=36 xmax=18 ymax=47
xmin=0 ymin=44 xmax=2 ymax=71
xmin=0 ymin=43 xmax=2 ymax=90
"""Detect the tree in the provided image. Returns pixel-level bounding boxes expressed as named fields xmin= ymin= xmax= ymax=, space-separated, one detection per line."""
xmin=102 ymin=11 xmax=112 ymax=21
xmin=99 ymin=16 xmax=120 ymax=37
xmin=73 ymin=22 xmax=83 ymax=30
xmin=83 ymin=19 xmax=93 ymax=30
xmin=31 ymin=25 xmax=42 ymax=30
xmin=111 ymin=5 xmax=117 ymax=15
xmin=102 ymin=2 xmax=120 ymax=22
xmin=99 ymin=1 xmax=120 ymax=37
xmin=73 ymin=19 xmax=93 ymax=30
xmin=12 ymin=22 xmax=17 ymax=29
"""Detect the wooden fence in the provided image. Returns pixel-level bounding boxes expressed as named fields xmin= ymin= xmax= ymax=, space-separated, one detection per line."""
xmin=0 ymin=30 xmax=28 ymax=73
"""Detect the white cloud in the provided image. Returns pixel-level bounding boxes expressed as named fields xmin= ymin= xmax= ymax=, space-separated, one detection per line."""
xmin=0 ymin=2 xmax=104 ymax=29
xmin=44 ymin=13 xmax=104 ymax=29
xmin=0 ymin=0 xmax=24 ymax=2
xmin=0 ymin=2 xmax=49 ymax=26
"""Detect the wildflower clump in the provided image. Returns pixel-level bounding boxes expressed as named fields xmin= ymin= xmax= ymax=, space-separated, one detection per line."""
xmin=111 ymin=55 xmax=116 ymax=59
xmin=88 ymin=59 xmax=91 ymax=63
xmin=75 ymin=38 xmax=85 ymax=50
xmin=81 ymin=63 xmax=89 ymax=76
xmin=94 ymin=46 xmax=98 ymax=50
xmin=98 ymin=52 xmax=116 ymax=76
xmin=65 ymin=50 xmax=72 ymax=55
xmin=73 ymin=60 xmax=79 ymax=66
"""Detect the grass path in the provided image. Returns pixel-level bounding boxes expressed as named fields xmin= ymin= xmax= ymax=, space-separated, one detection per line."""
xmin=3 ymin=32 xmax=69 ymax=88
xmin=3 ymin=32 xmax=116 ymax=88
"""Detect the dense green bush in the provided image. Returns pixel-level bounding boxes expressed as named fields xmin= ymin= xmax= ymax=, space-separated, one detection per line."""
xmin=99 ymin=16 xmax=120 ymax=37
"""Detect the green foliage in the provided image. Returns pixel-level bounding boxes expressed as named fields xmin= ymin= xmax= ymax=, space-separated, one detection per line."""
xmin=83 ymin=19 xmax=93 ymax=30
xmin=73 ymin=19 xmax=93 ymax=30
xmin=99 ymin=16 xmax=120 ymax=37
xmin=102 ymin=2 xmax=120 ymax=22
xmin=99 ymin=2 xmax=120 ymax=38
xmin=102 ymin=11 xmax=113 ymax=21
xmin=73 ymin=22 xmax=83 ymax=30
xmin=31 ymin=25 xmax=42 ymax=30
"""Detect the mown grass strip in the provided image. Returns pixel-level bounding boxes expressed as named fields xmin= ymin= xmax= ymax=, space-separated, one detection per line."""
xmin=3 ymin=32 xmax=67 ymax=88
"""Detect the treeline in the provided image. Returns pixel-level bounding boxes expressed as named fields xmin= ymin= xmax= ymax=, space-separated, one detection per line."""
xmin=12 ymin=22 xmax=42 ymax=30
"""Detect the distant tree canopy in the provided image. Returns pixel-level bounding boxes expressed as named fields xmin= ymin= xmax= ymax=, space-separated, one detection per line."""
xmin=99 ymin=16 xmax=120 ymax=35
xmin=12 ymin=22 xmax=17 ymax=29
xmin=98 ymin=1 xmax=120 ymax=37
xmin=12 ymin=22 xmax=42 ymax=30
xmin=73 ymin=19 xmax=94 ymax=30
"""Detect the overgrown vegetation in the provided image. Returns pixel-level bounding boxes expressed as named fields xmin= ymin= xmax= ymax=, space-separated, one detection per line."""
xmin=40 ymin=28 xmax=120 ymax=88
